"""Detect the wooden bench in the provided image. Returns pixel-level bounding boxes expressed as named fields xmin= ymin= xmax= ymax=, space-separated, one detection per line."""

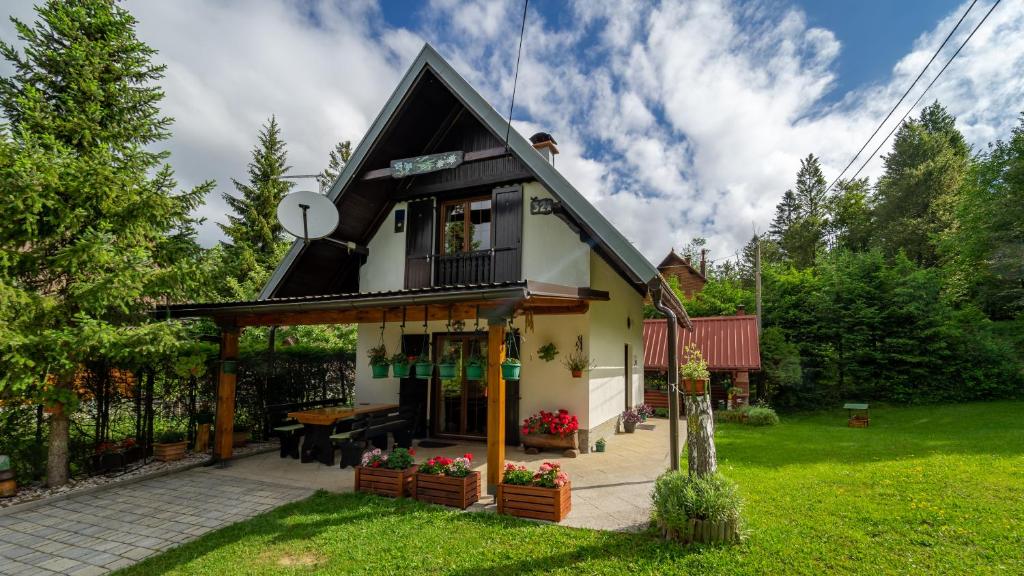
xmin=329 ymin=408 xmax=417 ymax=469
xmin=267 ymin=398 xmax=346 ymax=459
xmin=844 ymin=403 xmax=870 ymax=428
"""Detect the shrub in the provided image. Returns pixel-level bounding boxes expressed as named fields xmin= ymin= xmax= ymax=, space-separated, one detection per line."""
xmin=651 ymin=471 xmax=742 ymax=531
xmin=156 ymin=429 xmax=185 ymax=444
xmin=745 ymin=406 xmax=780 ymax=426
xmin=654 ymin=407 xmax=669 ymax=418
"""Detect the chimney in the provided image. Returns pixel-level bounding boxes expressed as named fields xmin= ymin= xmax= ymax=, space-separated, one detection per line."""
xmin=736 ymin=304 xmax=746 ymax=316
xmin=530 ymin=132 xmax=559 ymax=165
xmin=700 ymin=248 xmax=707 ymax=276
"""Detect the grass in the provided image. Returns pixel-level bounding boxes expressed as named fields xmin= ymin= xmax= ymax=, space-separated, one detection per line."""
xmin=117 ymin=401 xmax=1024 ymax=575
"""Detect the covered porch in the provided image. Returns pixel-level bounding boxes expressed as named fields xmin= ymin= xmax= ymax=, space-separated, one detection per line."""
xmin=163 ymin=280 xmax=610 ymax=491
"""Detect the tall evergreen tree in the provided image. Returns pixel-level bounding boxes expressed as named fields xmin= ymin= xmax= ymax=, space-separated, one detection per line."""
xmin=220 ymin=116 xmax=293 ymax=263
xmin=794 ymin=153 xmax=828 ymax=220
xmin=0 ymin=0 xmax=212 ymax=486
xmin=318 ymin=139 xmax=351 ymax=193
xmin=874 ymin=101 xmax=969 ymax=266
xmin=827 ymin=177 xmax=874 ymax=253
xmin=770 ymin=154 xmax=829 ymax=268
xmin=769 ymin=189 xmax=799 ymax=241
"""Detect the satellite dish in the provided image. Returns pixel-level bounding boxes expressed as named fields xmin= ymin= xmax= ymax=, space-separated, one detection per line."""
xmin=277 ymin=191 xmax=339 ymax=241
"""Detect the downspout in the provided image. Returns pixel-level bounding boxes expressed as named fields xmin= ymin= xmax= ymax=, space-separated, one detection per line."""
xmin=651 ymin=284 xmax=681 ymax=472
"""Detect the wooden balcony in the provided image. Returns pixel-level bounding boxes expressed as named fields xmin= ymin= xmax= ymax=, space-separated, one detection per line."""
xmin=434 ymin=250 xmax=493 ymax=285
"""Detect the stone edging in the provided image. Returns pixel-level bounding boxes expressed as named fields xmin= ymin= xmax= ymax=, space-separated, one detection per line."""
xmin=0 ymin=445 xmax=278 ymax=517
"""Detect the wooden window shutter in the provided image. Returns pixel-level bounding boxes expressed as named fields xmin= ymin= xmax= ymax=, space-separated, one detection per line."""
xmin=491 ymin=185 xmax=523 ymax=283
xmin=405 ymin=199 xmax=434 ymax=289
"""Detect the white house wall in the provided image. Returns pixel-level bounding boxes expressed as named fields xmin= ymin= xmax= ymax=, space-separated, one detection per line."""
xmin=512 ymin=312 xmax=591 ymax=430
xmin=586 ymin=252 xmax=645 ymax=432
xmin=358 ymin=201 xmax=408 ymax=293
xmin=520 ymin=182 xmax=590 ymax=287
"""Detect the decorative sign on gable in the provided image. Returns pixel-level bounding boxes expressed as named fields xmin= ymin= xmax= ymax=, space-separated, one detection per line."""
xmin=390 ymin=150 xmax=464 ymax=178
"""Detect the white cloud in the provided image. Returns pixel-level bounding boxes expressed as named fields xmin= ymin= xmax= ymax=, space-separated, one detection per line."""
xmin=2 ymin=0 xmax=1021 ymax=264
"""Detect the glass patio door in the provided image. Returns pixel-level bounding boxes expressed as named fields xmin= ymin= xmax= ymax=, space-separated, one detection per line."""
xmin=435 ymin=334 xmax=488 ymax=438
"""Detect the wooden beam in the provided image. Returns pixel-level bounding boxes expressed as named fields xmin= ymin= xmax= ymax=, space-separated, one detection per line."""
xmin=486 ymin=320 xmax=506 ymax=492
xmin=228 ymin=300 xmax=521 ymax=328
xmin=361 ymin=146 xmax=511 ymax=181
xmin=214 ymin=325 xmax=240 ymax=461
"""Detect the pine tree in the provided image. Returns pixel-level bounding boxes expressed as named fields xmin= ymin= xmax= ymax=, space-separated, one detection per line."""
xmin=794 ymin=153 xmax=828 ymax=220
xmin=769 ymin=190 xmax=799 ymax=241
xmin=318 ymin=140 xmax=351 ymax=193
xmin=0 ymin=0 xmax=212 ymax=486
xmin=875 ymin=101 xmax=969 ymax=266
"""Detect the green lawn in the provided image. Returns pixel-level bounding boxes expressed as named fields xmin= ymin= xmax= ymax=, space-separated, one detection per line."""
xmin=118 ymin=402 xmax=1024 ymax=575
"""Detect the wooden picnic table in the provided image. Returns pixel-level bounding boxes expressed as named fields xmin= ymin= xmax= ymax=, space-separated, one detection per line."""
xmin=288 ymin=403 xmax=399 ymax=465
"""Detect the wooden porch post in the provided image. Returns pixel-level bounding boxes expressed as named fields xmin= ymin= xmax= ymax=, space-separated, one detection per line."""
xmin=486 ymin=319 xmax=506 ymax=492
xmin=214 ymin=325 xmax=240 ymax=461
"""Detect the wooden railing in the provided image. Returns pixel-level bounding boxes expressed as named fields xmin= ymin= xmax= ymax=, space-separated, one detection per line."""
xmin=434 ymin=250 xmax=493 ymax=285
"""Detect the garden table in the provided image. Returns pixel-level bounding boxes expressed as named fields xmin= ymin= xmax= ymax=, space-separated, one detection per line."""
xmin=288 ymin=403 xmax=398 ymax=465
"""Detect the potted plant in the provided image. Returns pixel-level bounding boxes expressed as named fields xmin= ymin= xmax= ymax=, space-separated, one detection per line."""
xmin=153 ymin=429 xmax=188 ymax=462
xmin=594 ymin=438 xmax=606 ymax=453
xmin=563 ymin=348 xmax=591 ymax=378
xmin=520 ymin=409 xmax=580 ymax=457
xmin=368 ymin=343 xmax=390 ymax=378
xmin=232 ymin=423 xmax=251 ymax=447
xmin=680 ymin=344 xmax=710 ymax=395
xmin=651 ymin=471 xmax=742 ymax=545
xmin=497 ymin=462 xmax=571 ymax=522
xmin=0 ymin=455 xmax=16 ymax=498
xmin=194 ymin=409 xmax=214 ymax=452
xmin=501 ymin=357 xmax=521 ymax=381
xmin=465 ymin=351 xmax=485 ymax=380
xmin=621 ymin=408 xmax=641 ymax=433
xmin=414 ymin=351 xmax=434 ymax=379
xmin=354 ymin=447 xmax=417 ymax=498
xmin=536 ymin=342 xmax=559 ymax=362
xmin=636 ymin=404 xmax=654 ymax=423
xmin=437 ymin=346 xmax=459 ymax=379
xmin=390 ymin=352 xmax=411 ymax=378
xmin=415 ymin=453 xmax=479 ymax=509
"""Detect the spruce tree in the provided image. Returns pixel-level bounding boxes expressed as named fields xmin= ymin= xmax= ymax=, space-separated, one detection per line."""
xmin=318 ymin=139 xmax=351 ymax=193
xmin=769 ymin=190 xmax=799 ymax=241
xmin=0 ymin=0 xmax=212 ymax=486
xmin=220 ymin=116 xmax=293 ymax=264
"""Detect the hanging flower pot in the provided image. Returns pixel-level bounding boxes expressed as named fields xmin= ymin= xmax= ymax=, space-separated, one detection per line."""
xmin=371 ymin=363 xmax=390 ymax=379
xmin=571 ymin=369 xmax=583 ymax=378
xmin=465 ymin=362 xmax=484 ymax=380
xmin=390 ymin=353 xmax=410 ymax=378
xmin=437 ymin=363 xmax=457 ymax=379
xmin=367 ymin=343 xmax=389 ymax=379
xmin=501 ymin=358 xmax=521 ymax=381
xmin=415 ymin=360 xmax=434 ymax=379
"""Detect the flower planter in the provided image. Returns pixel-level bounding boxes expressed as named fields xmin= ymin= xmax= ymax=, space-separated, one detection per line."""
xmin=497 ymin=481 xmax=571 ymax=522
xmin=570 ymin=369 xmax=583 ymax=378
xmin=354 ymin=465 xmax=418 ymax=498
xmin=521 ymin=430 xmax=579 ymax=458
xmin=682 ymin=378 xmax=708 ymax=395
xmin=501 ymin=363 xmax=521 ymax=381
xmin=0 ymin=469 xmax=15 ymax=498
xmin=371 ymin=363 xmax=390 ymax=379
xmin=657 ymin=517 xmax=740 ymax=545
xmin=437 ymin=363 xmax=457 ymax=379
xmin=153 ymin=441 xmax=188 ymax=462
xmin=392 ymin=362 xmax=411 ymax=378
xmin=232 ymin=430 xmax=250 ymax=447
xmin=623 ymin=421 xmax=637 ymax=433
xmin=414 ymin=471 xmax=480 ymax=509
xmin=465 ymin=363 xmax=484 ymax=380
xmin=414 ymin=361 xmax=434 ymax=379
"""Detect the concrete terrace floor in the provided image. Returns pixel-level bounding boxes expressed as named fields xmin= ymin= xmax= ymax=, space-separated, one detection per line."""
xmin=0 ymin=419 xmax=682 ymax=574
xmin=209 ymin=418 xmax=685 ymax=532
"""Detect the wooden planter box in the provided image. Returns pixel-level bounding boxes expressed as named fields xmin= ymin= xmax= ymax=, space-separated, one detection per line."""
xmin=658 ymin=518 xmax=740 ymax=545
xmin=415 ymin=471 xmax=480 ymax=509
xmin=497 ymin=482 xmax=571 ymax=522
xmin=522 ymin=431 xmax=579 ymax=458
xmin=354 ymin=465 xmax=418 ymax=498
xmin=153 ymin=441 xmax=188 ymax=462
xmin=232 ymin=431 xmax=250 ymax=447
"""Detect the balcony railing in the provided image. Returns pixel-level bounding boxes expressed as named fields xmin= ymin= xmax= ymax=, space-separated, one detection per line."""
xmin=434 ymin=250 xmax=493 ymax=285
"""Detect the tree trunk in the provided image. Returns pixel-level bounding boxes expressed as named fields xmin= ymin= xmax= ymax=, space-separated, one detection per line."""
xmin=685 ymin=393 xmax=718 ymax=477
xmin=46 ymin=403 xmax=70 ymax=487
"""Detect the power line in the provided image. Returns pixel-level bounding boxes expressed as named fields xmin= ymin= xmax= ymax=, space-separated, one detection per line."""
xmin=504 ymin=0 xmax=529 ymax=150
xmin=849 ymin=0 xmax=1002 ymax=181
xmin=824 ymin=0 xmax=979 ymax=194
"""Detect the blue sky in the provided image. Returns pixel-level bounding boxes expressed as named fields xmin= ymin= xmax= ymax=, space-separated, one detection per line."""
xmin=6 ymin=0 xmax=1017 ymax=262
